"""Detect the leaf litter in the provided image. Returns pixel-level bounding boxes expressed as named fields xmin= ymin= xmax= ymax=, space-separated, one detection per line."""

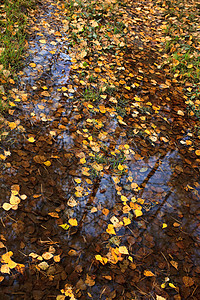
xmin=0 ymin=0 xmax=200 ymax=299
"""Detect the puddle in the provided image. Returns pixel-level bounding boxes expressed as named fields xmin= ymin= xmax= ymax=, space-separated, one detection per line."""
xmin=0 ymin=0 xmax=200 ymax=299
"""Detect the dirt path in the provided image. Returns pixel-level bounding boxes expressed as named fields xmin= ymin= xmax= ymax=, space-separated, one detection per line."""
xmin=0 ymin=0 xmax=199 ymax=299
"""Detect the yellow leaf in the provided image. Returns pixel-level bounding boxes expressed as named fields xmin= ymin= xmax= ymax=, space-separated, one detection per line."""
xmin=9 ymin=101 xmax=15 ymax=107
xmin=169 ymin=283 xmax=176 ymax=288
xmin=162 ymin=223 xmax=167 ymax=229
xmin=8 ymin=259 xmax=17 ymax=269
xmin=28 ymin=137 xmax=35 ymax=143
xmin=29 ymin=63 xmax=36 ymax=68
xmin=54 ymin=255 xmax=61 ymax=262
xmin=1 ymin=252 xmax=13 ymax=263
xmin=59 ymin=223 xmax=69 ymax=230
xmin=69 ymin=218 xmax=78 ymax=226
xmin=95 ymin=255 xmax=108 ymax=265
xmin=187 ymin=64 xmax=193 ymax=68
xmin=8 ymin=122 xmax=17 ymax=130
xmin=80 ymin=157 xmax=86 ymax=164
xmin=121 ymin=195 xmax=128 ymax=203
xmin=106 ymin=224 xmax=116 ymax=235
xmin=61 ymin=87 xmax=67 ymax=91
xmin=124 ymin=144 xmax=129 ymax=149
xmin=128 ymin=256 xmax=133 ymax=262
xmin=144 ymin=270 xmax=155 ymax=277
xmin=134 ymin=209 xmax=143 ymax=217
xmin=0 ymin=154 xmax=6 ymax=160
xmin=43 ymin=160 xmax=51 ymax=167
xmin=118 ymin=164 xmax=124 ymax=171
xmin=195 ymin=150 xmax=200 ymax=156
xmin=123 ymin=217 xmax=131 ymax=226
xmin=118 ymin=119 xmax=127 ymax=125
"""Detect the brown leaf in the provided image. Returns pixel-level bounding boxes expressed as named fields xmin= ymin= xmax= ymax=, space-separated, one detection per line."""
xmin=182 ymin=276 xmax=194 ymax=287
xmin=85 ymin=274 xmax=95 ymax=286
xmin=33 ymin=155 xmax=46 ymax=164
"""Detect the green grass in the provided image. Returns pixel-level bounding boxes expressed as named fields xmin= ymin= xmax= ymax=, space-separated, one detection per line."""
xmin=82 ymin=88 xmax=101 ymax=103
xmin=0 ymin=0 xmax=35 ymax=69
xmin=157 ymin=0 xmax=200 ymax=120
xmin=0 ymin=0 xmax=36 ymax=114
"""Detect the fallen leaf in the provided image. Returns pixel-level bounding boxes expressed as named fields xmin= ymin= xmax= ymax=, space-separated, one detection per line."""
xmin=195 ymin=150 xmax=200 ymax=156
xmin=102 ymin=208 xmax=109 ymax=216
xmin=182 ymin=276 xmax=194 ymax=287
xmin=2 ymin=203 xmax=12 ymax=211
xmin=134 ymin=209 xmax=143 ymax=217
xmin=38 ymin=261 xmax=49 ymax=270
xmin=67 ymin=196 xmax=77 ymax=207
xmin=144 ymin=270 xmax=155 ymax=277
xmin=85 ymin=274 xmax=95 ymax=286
xmin=156 ymin=295 xmax=166 ymax=300
xmin=29 ymin=253 xmax=39 ymax=259
xmin=1 ymin=264 xmax=10 ymax=274
xmin=43 ymin=160 xmax=51 ymax=167
xmin=28 ymin=137 xmax=35 ymax=143
xmin=123 ymin=217 xmax=131 ymax=226
xmin=68 ymin=218 xmax=78 ymax=226
xmin=54 ymin=255 xmax=61 ymax=262
xmin=59 ymin=223 xmax=70 ymax=230
xmin=95 ymin=255 xmax=108 ymax=265
xmin=118 ymin=246 xmax=129 ymax=255
xmin=48 ymin=212 xmax=59 ymax=218
xmin=169 ymin=283 xmax=176 ymax=288
xmin=170 ymin=260 xmax=178 ymax=270
xmin=42 ymin=252 xmax=53 ymax=260
xmin=106 ymin=224 xmax=116 ymax=235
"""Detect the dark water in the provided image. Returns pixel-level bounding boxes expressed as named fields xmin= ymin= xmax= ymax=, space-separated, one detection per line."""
xmin=0 ymin=1 xmax=199 ymax=299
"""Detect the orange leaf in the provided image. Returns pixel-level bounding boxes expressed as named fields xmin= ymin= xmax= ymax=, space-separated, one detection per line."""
xmin=144 ymin=270 xmax=155 ymax=277
xmin=102 ymin=208 xmax=109 ymax=216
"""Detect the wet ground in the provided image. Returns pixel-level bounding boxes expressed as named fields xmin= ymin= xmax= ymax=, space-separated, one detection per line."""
xmin=0 ymin=0 xmax=200 ymax=299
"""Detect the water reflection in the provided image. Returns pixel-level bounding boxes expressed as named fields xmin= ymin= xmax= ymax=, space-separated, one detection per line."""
xmin=0 ymin=0 xmax=199 ymax=299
